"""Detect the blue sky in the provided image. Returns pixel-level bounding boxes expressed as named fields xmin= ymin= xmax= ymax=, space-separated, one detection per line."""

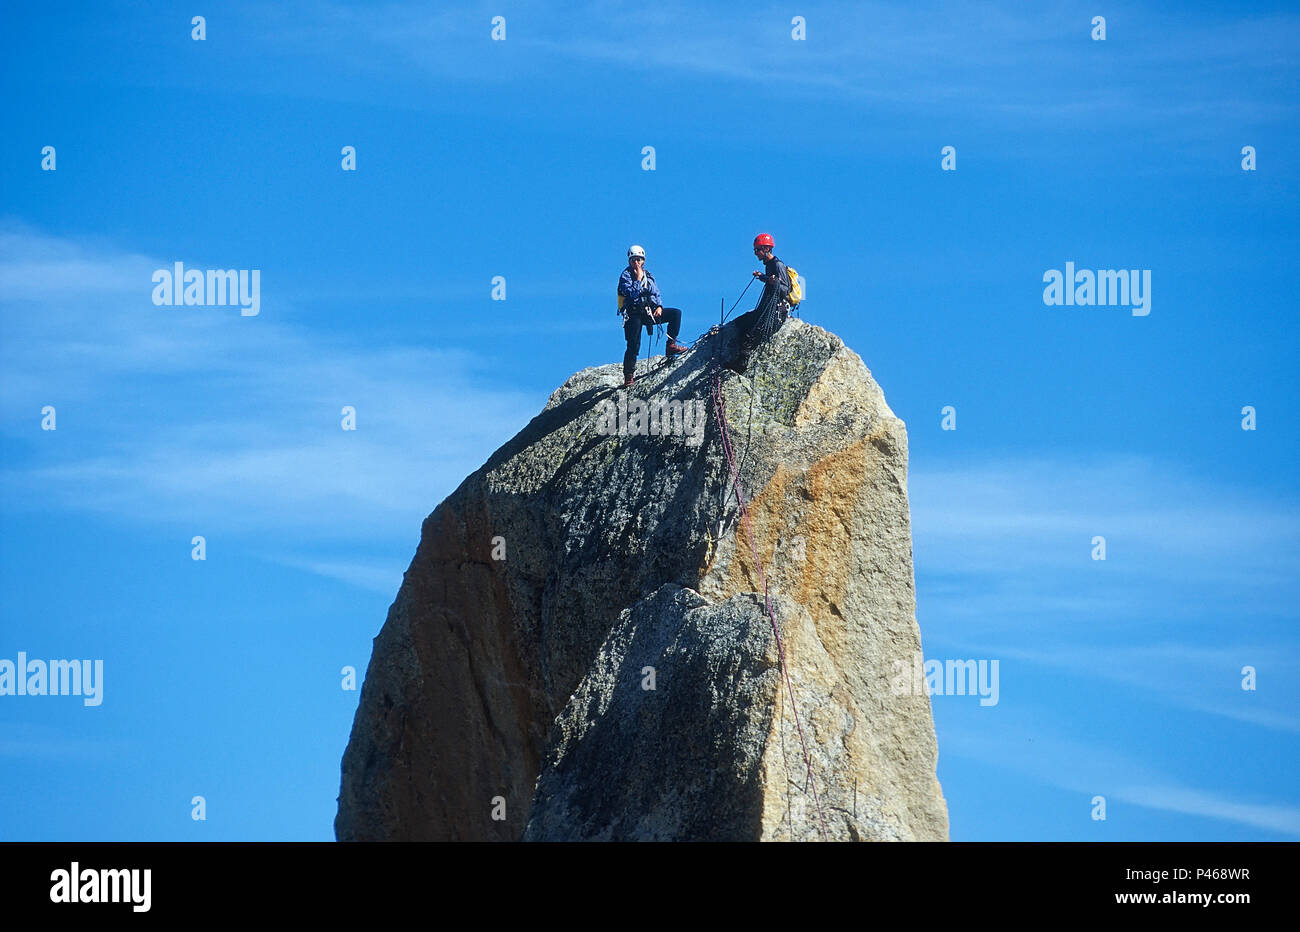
xmin=1 ymin=0 xmax=1297 ymax=840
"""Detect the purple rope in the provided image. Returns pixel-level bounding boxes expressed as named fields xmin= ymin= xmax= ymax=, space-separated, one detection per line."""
xmin=709 ymin=361 xmax=830 ymax=841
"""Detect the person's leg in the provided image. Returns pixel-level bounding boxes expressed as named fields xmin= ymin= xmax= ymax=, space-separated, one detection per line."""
xmin=623 ymin=317 xmax=642 ymax=381
xmin=662 ymin=307 xmax=682 ymax=341
xmin=728 ymin=308 xmax=759 ymax=372
xmin=733 ymin=307 xmax=758 ymax=346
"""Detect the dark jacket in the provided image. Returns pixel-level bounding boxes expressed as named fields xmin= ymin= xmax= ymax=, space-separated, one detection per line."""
xmin=759 ymin=255 xmax=791 ymax=309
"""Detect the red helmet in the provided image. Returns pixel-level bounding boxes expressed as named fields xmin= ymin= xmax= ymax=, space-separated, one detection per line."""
xmin=753 ymin=233 xmax=775 ymax=249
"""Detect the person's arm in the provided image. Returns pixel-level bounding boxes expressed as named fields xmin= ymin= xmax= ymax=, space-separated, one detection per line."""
xmin=618 ymin=270 xmax=634 ymax=317
xmin=771 ymin=259 xmax=791 ymax=300
xmin=618 ymin=269 xmax=635 ymax=317
xmin=646 ymin=275 xmax=663 ymax=315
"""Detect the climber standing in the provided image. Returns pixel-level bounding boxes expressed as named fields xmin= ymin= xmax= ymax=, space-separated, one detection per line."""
xmin=730 ymin=233 xmax=792 ymax=373
xmin=618 ymin=244 xmax=687 ymax=388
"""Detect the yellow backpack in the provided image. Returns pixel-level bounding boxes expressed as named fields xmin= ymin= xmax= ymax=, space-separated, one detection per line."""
xmin=786 ymin=267 xmax=804 ymax=307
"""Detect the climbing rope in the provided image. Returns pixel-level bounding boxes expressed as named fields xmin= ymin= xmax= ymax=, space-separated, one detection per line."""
xmin=627 ymin=276 xmax=797 ymax=377
xmin=635 ymin=278 xmax=761 ymax=363
xmin=722 ymin=277 xmax=757 ymax=324
xmin=620 ymin=278 xmax=826 ymax=837
xmin=707 ymin=339 xmax=830 ymax=841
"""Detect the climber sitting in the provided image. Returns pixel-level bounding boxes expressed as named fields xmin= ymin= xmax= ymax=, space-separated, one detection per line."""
xmin=729 ymin=233 xmax=792 ymax=373
xmin=618 ymin=244 xmax=687 ymax=388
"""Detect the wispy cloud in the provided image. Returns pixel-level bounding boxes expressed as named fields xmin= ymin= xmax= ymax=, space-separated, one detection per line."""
xmin=264 ymin=553 xmax=405 ymax=597
xmin=946 ymin=641 xmax=1300 ymax=734
xmin=910 ymin=455 xmax=1300 ymax=626
xmin=911 ymin=454 xmax=1300 ymax=739
xmin=1114 ymin=782 xmax=1300 ymax=836
xmin=942 ymin=725 xmax=1300 ymax=837
xmin=0 ymin=723 xmax=135 ymax=762
xmin=245 ymin=0 xmax=1300 ymax=129
xmin=0 ymin=223 xmax=539 ymax=561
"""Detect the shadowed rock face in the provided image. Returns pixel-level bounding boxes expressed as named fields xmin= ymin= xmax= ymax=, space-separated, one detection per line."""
xmin=335 ymin=319 xmax=949 ymax=842
xmin=524 ymin=585 xmax=780 ymax=841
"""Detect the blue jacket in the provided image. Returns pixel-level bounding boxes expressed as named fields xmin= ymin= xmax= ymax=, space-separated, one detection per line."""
xmin=618 ymin=267 xmax=661 ymax=322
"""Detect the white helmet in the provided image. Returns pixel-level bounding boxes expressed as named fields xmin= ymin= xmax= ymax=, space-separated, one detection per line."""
xmin=627 ymin=244 xmax=646 ymax=260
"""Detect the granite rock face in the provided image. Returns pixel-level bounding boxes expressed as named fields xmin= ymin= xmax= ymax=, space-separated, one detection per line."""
xmin=335 ymin=318 xmax=948 ymax=841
